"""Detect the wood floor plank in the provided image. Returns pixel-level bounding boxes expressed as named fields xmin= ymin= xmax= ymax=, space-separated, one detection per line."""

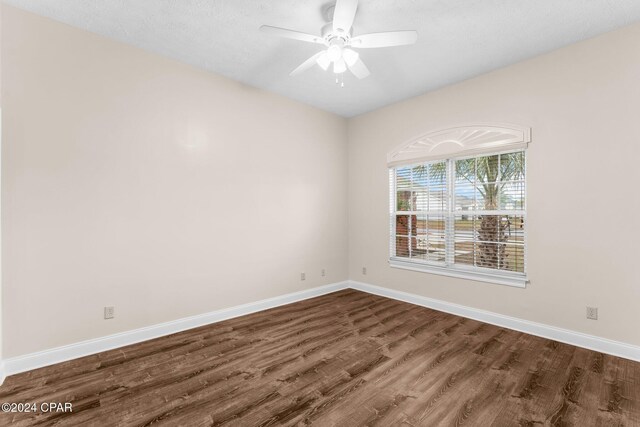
xmin=1 ymin=289 xmax=639 ymax=426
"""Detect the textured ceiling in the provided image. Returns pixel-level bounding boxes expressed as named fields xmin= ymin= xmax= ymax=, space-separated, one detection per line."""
xmin=5 ymin=0 xmax=640 ymax=117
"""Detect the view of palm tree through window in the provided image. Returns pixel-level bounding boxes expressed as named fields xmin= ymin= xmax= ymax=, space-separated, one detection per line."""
xmin=392 ymin=151 xmax=526 ymax=274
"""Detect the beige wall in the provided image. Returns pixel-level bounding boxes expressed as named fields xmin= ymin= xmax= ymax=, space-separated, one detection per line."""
xmin=348 ymin=22 xmax=640 ymax=346
xmin=1 ymin=6 xmax=348 ymax=358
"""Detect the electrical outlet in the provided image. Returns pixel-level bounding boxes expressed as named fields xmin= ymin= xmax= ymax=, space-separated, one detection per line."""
xmin=321 ymin=268 xmax=326 ymax=277
xmin=104 ymin=306 xmax=115 ymax=320
xmin=362 ymin=267 xmax=367 ymax=275
xmin=300 ymin=272 xmax=306 ymax=281
xmin=586 ymin=307 xmax=598 ymax=320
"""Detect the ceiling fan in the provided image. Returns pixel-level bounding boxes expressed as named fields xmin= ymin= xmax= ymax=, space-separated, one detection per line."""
xmin=260 ymin=0 xmax=418 ymax=80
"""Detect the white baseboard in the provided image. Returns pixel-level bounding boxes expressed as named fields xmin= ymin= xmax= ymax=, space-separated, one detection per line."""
xmin=0 ymin=281 xmax=349 ymax=383
xmin=349 ymin=280 xmax=640 ymax=362
xmin=2 ymin=278 xmax=638 ymax=386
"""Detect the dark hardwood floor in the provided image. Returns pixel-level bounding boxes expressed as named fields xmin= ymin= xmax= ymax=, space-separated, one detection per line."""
xmin=1 ymin=289 xmax=639 ymax=426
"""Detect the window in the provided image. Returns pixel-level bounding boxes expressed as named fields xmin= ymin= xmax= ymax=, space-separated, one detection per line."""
xmin=387 ymin=124 xmax=530 ymax=287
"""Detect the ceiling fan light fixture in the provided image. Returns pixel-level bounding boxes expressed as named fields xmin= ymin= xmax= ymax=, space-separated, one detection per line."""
xmin=333 ymin=58 xmax=347 ymax=74
xmin=326 ymin=44 xmax=343 ymax=62
xmin=342 ymin=48 xmax=359 ymax=67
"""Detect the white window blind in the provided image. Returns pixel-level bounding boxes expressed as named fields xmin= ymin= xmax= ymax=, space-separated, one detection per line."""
xmin=389 ymin=150 xmax=527 ymax=287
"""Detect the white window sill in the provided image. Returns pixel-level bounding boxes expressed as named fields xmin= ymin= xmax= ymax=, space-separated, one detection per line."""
xmin=389 ymin=258 xmax=528 ymax=288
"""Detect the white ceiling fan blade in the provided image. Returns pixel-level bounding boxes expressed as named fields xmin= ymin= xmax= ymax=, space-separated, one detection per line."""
xmin=260 ymin=25 xmax=324 ymax=45
xmin=343 ymin=49 xmax=370 ymax=79
xmin=290 ymin=52 xmax=325 ymax=76
xmin=351 ymin=30 xmax=418 ymax=48
xmin=333 ymin=0 xmax=358 ymax=34
xmin=316 ymin=52 xmax=331 ymax=71
xmin=348 ymin=58 xmax=370 ymax=79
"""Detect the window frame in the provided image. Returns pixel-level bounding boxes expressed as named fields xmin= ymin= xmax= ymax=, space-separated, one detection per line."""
xmin=389 ymin=148 xmax=528 ymax=288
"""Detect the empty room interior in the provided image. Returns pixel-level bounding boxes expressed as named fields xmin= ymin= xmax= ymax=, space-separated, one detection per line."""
xmin=1 ymin=0 xmax=640 ymax=425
